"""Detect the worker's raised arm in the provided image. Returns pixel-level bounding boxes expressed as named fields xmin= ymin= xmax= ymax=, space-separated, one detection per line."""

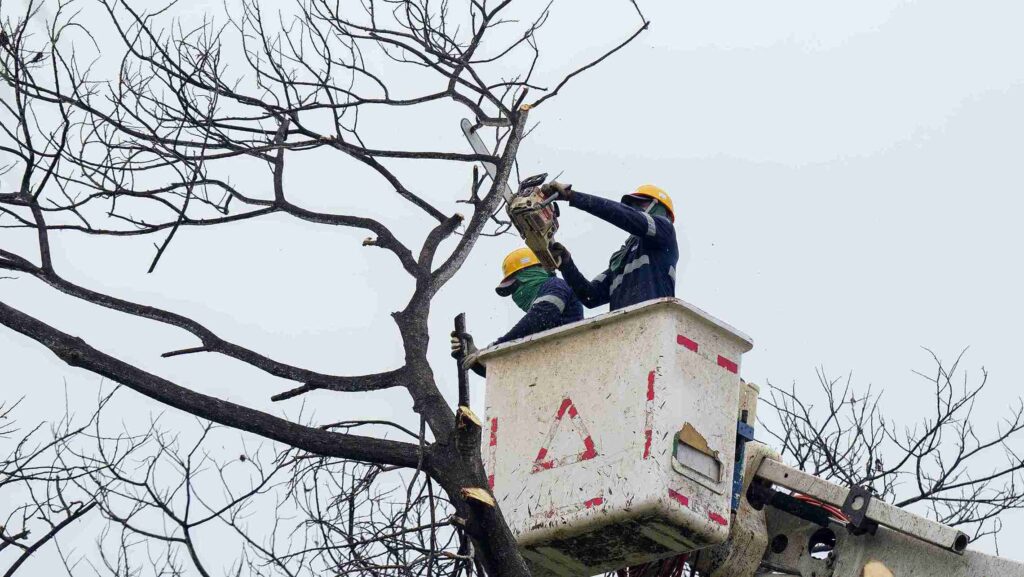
xmin=569 ymin=191 xmax=675 ymax=247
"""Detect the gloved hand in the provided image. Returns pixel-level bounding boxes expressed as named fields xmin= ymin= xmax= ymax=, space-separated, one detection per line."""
xmin=550 ymin=242 xmax=572 ymax=268
xmin=450 ymin=330 xmax=478 ymax=359
xmin=462 ymin=350 xmax=483 ymax=372
xmin=540 ymin=181 xmax=573 ymax=202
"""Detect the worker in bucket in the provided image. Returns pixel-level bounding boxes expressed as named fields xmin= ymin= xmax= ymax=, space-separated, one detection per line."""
xmin=450 ymin=247 xmax=583 ymax=375
xmin=541 ymin=182 xmax=678 ymax=311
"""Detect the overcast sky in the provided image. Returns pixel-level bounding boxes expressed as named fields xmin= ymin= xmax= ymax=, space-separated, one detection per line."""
xmin=2 ymin=0 xmax=1024 ymax=570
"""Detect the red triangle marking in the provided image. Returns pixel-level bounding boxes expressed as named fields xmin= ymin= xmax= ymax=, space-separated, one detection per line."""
xmin=531 ymin=397 xmax=599 ymax=473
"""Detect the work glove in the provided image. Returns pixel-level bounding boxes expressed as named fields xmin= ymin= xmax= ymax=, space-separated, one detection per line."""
xmin=463 ymin=350 xmax=483 ymax=373
xmin=450 ymin=330 xmax=478 ymax=359
xmin=451 ymin=331 xmax=486 ymax=375
xmin=540 ymin=181 xmax=573 ymax=202
xmin=550 ymin=242 xmax=572 ymax=268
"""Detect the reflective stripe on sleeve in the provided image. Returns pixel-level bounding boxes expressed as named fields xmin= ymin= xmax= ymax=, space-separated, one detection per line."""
xmin=669 ymin=265 xmax=676 ymax=281
xmin=533 ymin=294 xmax=567 ymax=312
xmin=643 ymin=213 xmax=657 ymax=237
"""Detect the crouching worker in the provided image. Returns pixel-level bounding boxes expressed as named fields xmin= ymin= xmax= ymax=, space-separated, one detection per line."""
xmin=451 ymin=247 xmax=583 ymax=376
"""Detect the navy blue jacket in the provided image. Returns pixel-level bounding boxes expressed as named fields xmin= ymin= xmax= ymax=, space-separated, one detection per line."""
xmin=494 ymin=276 xmax=583 ymax=345
xmin=560 ymin=191 xmax=678 ymax=311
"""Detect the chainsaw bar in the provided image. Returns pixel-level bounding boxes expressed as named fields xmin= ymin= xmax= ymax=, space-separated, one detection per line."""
xmin=460 ymin=119 xmax=515 ymax=203
xmin=461 ymin=119 xmax=561 ymax=271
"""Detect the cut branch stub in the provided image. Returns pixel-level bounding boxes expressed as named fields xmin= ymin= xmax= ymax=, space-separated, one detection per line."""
xmin=461 ymin=487 xmax=496 ymax=508
xmin=457 ymin=406 xmax=482 ymax=429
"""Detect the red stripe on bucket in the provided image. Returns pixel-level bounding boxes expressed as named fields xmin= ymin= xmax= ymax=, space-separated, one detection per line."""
xmin=677 ymin=335 xmax=699 ymax=352
xmin=486 ymin=418 xmax=498 ymax=489
xmin=584 ymin=497 xmax=604 ymax=509
xmin=709 ymin=512 xmax=729 ymax=526
xmin=643 ymin=371 xmax=656 ymax=459
xmin=718 ymin=355 xmax=738 ymax=374
xmin=668 ymin=489 xmax=690 ymax=507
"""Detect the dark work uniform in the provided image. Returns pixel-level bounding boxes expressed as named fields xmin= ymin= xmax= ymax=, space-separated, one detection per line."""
xmin=494 ymin=277 xmax=584 ymax=345
xmin=559 ymin=192 xmax=678 ymax=311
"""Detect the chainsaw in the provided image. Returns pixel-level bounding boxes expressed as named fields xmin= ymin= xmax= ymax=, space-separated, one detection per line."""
xmin=460 ymin=118 xmax=563 ymax=271
xmin=507 ymin=173 xmax=562 ymax=271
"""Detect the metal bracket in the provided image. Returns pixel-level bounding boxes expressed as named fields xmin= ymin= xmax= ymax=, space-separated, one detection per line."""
xmin=737 ymin=421 xmax=755 ymax=443
xmin=840 ymin=485 xmax=878 ymax=536
xmin=731 ymin=417 xmax=756 ymax=511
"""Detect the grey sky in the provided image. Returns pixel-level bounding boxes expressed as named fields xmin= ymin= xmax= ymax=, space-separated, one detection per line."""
xmin=2 ymin=0 xmax=1023 ymax=570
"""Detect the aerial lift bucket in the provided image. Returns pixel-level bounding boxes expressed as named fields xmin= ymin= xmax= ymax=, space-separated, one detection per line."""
xmin=477 ymin=298 xmax=754 ymax=576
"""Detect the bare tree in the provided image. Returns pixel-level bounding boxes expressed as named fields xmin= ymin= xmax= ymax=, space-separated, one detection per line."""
xmin=0 ymin=388 xmax=148 ymax=577
xmin=69 ymin=414 xmax=468 ymax=577
xmin=0 ymin=0 xmax=651 ymax=574
xmin=1 ymin=386 xmax=464 ymax=577
xmin=763 ymin=349 xmax=1024 ymax=550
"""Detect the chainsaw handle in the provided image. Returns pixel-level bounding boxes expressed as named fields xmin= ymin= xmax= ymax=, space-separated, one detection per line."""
xmin=518 ymin=173 xmax=548 ymax=195
xmin=539 ymin=184 xmax=571 ymax=207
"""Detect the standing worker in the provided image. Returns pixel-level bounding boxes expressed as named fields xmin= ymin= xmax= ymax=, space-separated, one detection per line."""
xmin=541 ymin=183 xmax=678 ymax=311
xmin=451 ymin=247 xmax=583 ymax=375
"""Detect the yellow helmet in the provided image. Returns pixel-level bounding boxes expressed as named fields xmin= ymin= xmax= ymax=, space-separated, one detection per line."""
xmin=622 ymin=184 xmax=675 ymax=222
xmin=496 ymin=247 xmax=541 ymax=295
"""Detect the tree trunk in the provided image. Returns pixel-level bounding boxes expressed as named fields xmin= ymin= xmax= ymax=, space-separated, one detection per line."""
xmin=433 ymin=430 xmax=532 ymax=577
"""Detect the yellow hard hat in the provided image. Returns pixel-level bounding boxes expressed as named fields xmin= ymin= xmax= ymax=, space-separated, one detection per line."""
xmin=496 ymin=247 xmax=540 ymax=294
xmin=622 ymin=184 xmax=675 ymax=222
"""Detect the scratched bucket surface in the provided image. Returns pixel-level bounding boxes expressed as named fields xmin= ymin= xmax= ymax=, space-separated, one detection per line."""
xmin=477 ymin=298 xmax=754 ymax=576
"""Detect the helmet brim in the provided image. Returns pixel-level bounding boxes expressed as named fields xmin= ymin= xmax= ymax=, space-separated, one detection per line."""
xmin=621 ymin=193 xmax=675 ymax=222
xmin=495 ymin=276 xmax=517 ymax=296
